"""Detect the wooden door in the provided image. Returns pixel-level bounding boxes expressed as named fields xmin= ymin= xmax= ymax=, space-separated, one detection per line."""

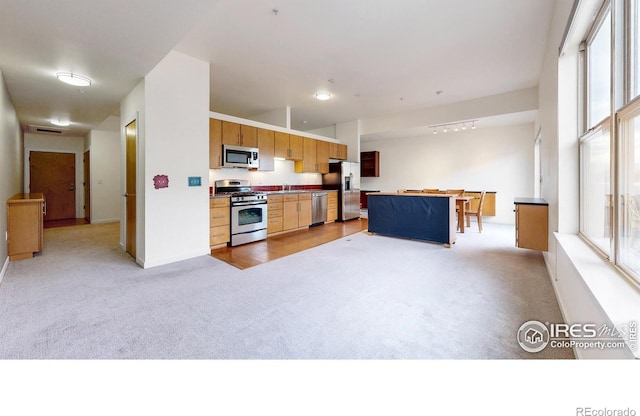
xmin=84 ymin=150 xmax=90 ymax=222
xmin=30 ymin=151 xmax=76 ymax=221
xmin=125 ymin=120 xmax=137 ymax=258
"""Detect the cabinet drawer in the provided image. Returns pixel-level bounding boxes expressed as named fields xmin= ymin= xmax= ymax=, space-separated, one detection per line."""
xmin=283 ymin=194 xmax=299 ymax=202
xmin=268 ymin=195 xmax=283 ymax=203
xmin=210 ymin=198 xmax=230 ymax=208
xmin=298 ymin=193 xmax=311 ymax=200
xmin=268 ymin=209 xmax=283 ymax=218
xmin=210 ymin=225 xmax=230 ymax=245
xmin=267 ymin=217 xmax=283 ymax=234
xmin=268 ymin=202 xmax=283 ymax=211
xmin=210 ymin=207 xmax=230 ymax=226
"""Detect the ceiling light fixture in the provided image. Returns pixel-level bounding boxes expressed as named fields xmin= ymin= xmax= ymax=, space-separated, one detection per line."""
xmin=51 ymin=119 xmax=70 ymax=127
xmin=428 ymin=119 xmax=479 ymax=134
xmin=56 ymin=72 xmax=92 ymax=87
xmin=315 ymin=91 xmax=332 ymax=101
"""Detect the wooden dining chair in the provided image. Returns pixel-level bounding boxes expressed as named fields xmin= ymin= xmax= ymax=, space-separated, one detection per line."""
xmin=422 ymin=188 xmax=440 ymax=194
xmin=465 ymin=190 xmax=486 ymax=232
xmin=446 ymin=189 xmax=465 ymax=196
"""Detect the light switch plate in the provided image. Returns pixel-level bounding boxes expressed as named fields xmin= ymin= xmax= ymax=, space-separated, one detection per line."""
xmin=188 ymin=176 xmax=201 ymax=187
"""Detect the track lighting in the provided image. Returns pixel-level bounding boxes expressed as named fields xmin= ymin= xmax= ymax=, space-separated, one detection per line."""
xmin=428 ymin=119 xmax=479 ymax=135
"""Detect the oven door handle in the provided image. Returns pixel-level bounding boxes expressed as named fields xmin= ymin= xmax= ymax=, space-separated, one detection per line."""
xmin=232 ymin=201 xmax=267 ymax=207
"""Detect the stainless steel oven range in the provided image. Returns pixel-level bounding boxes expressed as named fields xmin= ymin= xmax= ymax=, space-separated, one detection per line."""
xmin=214 ymin=179 xmax=267 ymax=247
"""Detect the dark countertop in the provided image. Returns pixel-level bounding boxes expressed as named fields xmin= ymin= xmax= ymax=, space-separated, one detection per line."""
xmin=514 ymin=197 xmax=548 ymax=205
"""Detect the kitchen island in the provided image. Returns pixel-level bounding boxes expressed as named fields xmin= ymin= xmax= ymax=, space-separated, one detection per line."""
xmin=367 ymin=192 xmax=457 ymax=247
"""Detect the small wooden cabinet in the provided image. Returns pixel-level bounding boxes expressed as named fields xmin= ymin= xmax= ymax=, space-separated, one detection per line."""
xmin=7 ymin=193 xmax=45 ymax=260
xmin=515 ymin=198 xmax=548 ymax=251
xmin=267 ymin=194 xmax=284 ymax=234
xmin=283 ymin=193 xmax=311 ymax=231
xmin=221 ymin=121 xmax=258 ymax=147
xmin=275 ymin=132 xmax=303 ymax=160
xmin=360 ymin=151 xmax=380 ymax=177
xmin=295 ymin=138 xmax=329 ymax=173
xmin=210 ymin=197 xmax=230 ymax=248
xmin=257 ymin=128 xmax=275 ymax=171
xmin=329 ymin=143 xmax=348 ymax=160
xmin=466 ymin=191 xmax=496 ymax=216
xmin=209 ymin=118 xmax=223 ymax=169
xmin=327 ymin=191 xmax=338 ymax=222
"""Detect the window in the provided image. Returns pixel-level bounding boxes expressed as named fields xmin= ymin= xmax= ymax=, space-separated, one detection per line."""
xmin=587 ymin=7 xmax=611 ymax=127
xmin=580 ymin=126 xmax=612 ymax=255
xmin=580 ymin=2 xmax=612 ymax=257
xmin=617 ymin=105 xmax=640 ymax=276
xmin=578 ymin=0 xmax=640 ymax=285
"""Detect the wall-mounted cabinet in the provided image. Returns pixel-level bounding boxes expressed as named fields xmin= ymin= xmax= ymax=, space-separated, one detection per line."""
xmin=514 ymin=198 xmax=548 ymax=251
xmin=275 ymin=132 xmax=303 ymax=160
xmin=221 ymin=121 xmax=258 ymax=147
xmin=257 ymin=127 xmax=275 ymax=171
xmin=209 ymin=117 xmax=347 ymax=171
xmin=361 ymin=151 xmax=380 ymax=177
xmin=294 ymin=137 xmax=329 ymax=173
xmin=209 ymin=118 xmax=223 ymax=169
xmin=329 ymin=143 xmax=347 ymax=160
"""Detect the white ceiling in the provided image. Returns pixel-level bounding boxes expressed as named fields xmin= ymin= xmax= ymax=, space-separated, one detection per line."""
xmin=0 ymin=0 xmax=556 ymax=138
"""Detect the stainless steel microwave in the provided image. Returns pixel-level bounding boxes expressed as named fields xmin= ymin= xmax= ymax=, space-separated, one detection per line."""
xmin=222 ymin=144 xmax=259 ymax=169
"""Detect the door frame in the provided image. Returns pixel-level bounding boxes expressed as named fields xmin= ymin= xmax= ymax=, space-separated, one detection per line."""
xmin=84 ymin=150 xmax=91 ymax=222
xmin=122 ymin=115 xmax=139 ymax=264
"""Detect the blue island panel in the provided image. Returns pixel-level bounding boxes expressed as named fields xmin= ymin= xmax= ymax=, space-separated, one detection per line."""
xmin=367 ymin=194 xmax=454 ymax=245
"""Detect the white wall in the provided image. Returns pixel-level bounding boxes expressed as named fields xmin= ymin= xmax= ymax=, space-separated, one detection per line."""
xmin=361 ymin=123 xmax=535 ymax=224
xmin=24 ymin=133 xmax=85 ymax=218
xmin=87 ymin=129 xmax=121 ymax=223
xmin=0 ymin=69 xmax=23 ymax=280
xmin=142 ymin=50 xmax=210 ymax=268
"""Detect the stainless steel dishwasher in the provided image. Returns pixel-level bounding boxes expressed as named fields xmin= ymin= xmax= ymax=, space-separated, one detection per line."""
xmin=311 ymin=191 xmax=328 ymax=225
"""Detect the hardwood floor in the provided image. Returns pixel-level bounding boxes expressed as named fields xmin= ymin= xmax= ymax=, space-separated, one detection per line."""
xmin=211 ymin=218 xmax=368 ymax=269
xmin=44 ymin=218 xmax=90 ymax=229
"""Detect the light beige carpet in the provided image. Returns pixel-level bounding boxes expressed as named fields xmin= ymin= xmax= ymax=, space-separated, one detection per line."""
xmin=0 ymin=221 xmax=573 ymax=359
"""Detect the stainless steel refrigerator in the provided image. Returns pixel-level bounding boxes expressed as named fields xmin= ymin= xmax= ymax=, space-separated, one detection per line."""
xmin=322 ymin=162 xmax=361 ymax=221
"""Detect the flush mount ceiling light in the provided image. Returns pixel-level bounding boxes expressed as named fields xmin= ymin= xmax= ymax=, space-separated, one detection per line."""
xmin=50 ymin=118 xmax=70 ymax=127
xmin=56 ymin=72 xmax=92 ymax=87
xmin=314 ymin=91 xmax=332 ymax=101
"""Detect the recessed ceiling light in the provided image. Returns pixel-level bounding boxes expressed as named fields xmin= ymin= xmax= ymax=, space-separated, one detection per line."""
xmin=56 ymin=72 xmax=92 ymax=87
xmin=315 ymin=91 xmax=332 ymax=101
xmin=51 ymin=119 xmax=70 ymax=127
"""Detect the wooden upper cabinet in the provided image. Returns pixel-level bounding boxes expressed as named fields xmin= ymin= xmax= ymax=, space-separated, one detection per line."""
xmin=257 ymin=128 xmax=275 ymax=171
xmin=209 ymin=118 xmax=223 ymax=169
xmin=274 ymin=132 xmax=303 ymax=160
xmin=295 ymin=138 xmax=330 ymax=173
xmin=316 ymin=140 xmax=329 ymax=173
xmin=288 ymin=134 xmax=304 ymax=160
xmin=221 ymin=121 xmax=258 ymax=147
xmin=274 ymin=131 xmax=290 ymax=159
xmin=329 ymin=143 xmax=347 ymax=160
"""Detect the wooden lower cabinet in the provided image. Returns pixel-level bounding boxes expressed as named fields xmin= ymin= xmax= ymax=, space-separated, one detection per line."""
xmin=283 ymin=193 xmax=311 ymax=231
xmin=466 ymin=191 xmax=496 ymax=216
xmin=515 ymin=198 xmax=548 ymax=251
xmin=327 ymin=191 xmax=338 ymax=222
xmin=210 ymin=197 xmax=230 ymax=248
xmin=267 ymin=194 xmax=284 ymax=234
xmin=7 ymin=193 xmax=45 ymax=261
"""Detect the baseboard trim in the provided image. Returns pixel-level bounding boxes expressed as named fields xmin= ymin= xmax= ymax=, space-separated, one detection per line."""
xmin=91 ymin=218 xmax=120 ymax=224
xmin=0 ymin=256 xmax=9 ymax=287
